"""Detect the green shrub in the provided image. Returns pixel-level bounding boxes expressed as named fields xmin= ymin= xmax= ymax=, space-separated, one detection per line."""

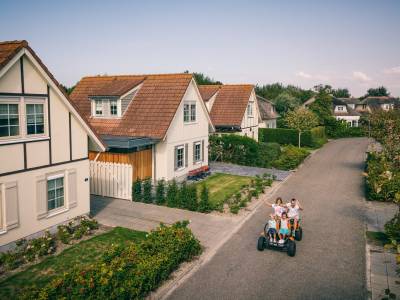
xmin=326 ymin=119 xmax=365 ymax=138
xmin=166 ymin=180 xmax=179 ymax=208
xmin=385 ymin=213 xmax=400 ymax=242
xmin=155 ymin=180 xmax=166 ymax=205
xmin=21 ymin=221 xmax=201 ymax=300
xmin=259 ymin=142 xmax=281 ymax=167
xmin=133 ymin=180 xmax=142 ymax=202
xmin=272 ymin=145 xmax=310 ymax=170
xmin=230 ymin=204 xmax=240 ymax=214
xmin=56 ymin=224 xmax=73 ymax=244
xmin=142 ymin=179 xmax=153 ymax=203
xmin=186 ymin=184 xmax=198 ymax=211
xmin=259 ymin=127 xmax=327 ymax=147
xmin=178 ymin=182 xmax=188 ymax=208
xmin=198 ymin=185 xmax=211 ymax=213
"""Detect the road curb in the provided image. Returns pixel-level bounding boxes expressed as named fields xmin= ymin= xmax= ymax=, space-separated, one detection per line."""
xmin=151 ymin=169 xmax=295 ymax=299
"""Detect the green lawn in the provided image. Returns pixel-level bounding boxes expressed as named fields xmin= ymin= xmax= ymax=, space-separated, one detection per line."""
xmin=0 ymin=227 xmax=146 ymax=298
xmin=196 ymin=173 xmax=253 ymax=207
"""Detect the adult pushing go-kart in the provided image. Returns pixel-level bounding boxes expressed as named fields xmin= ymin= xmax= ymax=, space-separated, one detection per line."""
xmin=257 ymin=198 xmax=303 ymax=257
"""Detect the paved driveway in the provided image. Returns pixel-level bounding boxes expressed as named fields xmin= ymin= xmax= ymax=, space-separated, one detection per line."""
xmin=168 ymin=138 xmax=370 ymax=300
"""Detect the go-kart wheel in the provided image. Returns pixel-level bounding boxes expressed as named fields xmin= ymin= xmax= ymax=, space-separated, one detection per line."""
xmin=287 ymin=240 xmax=296 ymax=257
xmin=257 ymin=236 xmax=266 ymax=251
xmin=295 ymin=227 xmax=303 ymax=241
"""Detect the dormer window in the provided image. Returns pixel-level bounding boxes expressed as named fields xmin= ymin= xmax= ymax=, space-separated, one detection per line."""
xmin=110 ymin=100 xmax=118 ymax=116
xmin=95 ymin=100 xmax=103 ymax=116
xmin=337 ymin=106 xmax=344 ymax=111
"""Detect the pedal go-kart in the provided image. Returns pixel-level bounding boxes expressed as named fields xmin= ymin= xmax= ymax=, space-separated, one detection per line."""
xmin=257 ymin=219 xmax=303 ymax=257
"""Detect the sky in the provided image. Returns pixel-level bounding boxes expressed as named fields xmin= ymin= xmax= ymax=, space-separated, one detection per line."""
xmin=1 ymin=0 xmax=399 ymax=97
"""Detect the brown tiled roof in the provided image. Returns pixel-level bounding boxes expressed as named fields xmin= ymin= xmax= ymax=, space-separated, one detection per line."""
xmin=90 ymin=78 xmax=144 ymax=97
xmin=198 ymin=85 xmax=221 ymax=102
xmin=202 ymin=84 xmax=254 ymax=127
xmin=257 ymin=96 xmax=279 ymax=120
xmin=0 ymin=40 xmax=105 ymax=150
xmin=70 ymin=74 xmax=193 ymax=139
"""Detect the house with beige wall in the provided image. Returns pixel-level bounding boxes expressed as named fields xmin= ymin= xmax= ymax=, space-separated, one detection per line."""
xmin=0 ymin=41 xmax=105 ymax=248
xmin=257 ymin=95 xmax=279 ymax=129
xmin=70 ymin=73 xmax=214 ymax=182
xmin=198 ymin=84 xmax=261 ymax=141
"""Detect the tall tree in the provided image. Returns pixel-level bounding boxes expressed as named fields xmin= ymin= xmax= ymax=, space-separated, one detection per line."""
xmin=286 ymin=107 xmax=319 ymax=147
xmin=332 ymin=88 xmax=351 ymax=98
xmin=274 ymin=92 xmax=301 ymax=115
xmin=60 ymin=84 xmax=76 ymax=95
xmin=365 ymin=86 xmax=390 ymax=97
xmin=309 ymin=91 xmax=334 ymax=125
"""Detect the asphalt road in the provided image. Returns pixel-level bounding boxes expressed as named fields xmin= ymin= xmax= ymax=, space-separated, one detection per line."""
xmin=168 ymin=138 xmax=370 ymax=300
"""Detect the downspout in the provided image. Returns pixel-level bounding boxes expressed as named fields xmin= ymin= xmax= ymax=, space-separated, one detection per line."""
xmin=153 ymin=144 xmax=157 ymax=183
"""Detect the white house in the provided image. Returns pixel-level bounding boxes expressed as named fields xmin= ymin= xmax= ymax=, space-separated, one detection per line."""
xmin=198 ymin=84 xmax=261 ymax=141
xmin=70 ymin=73 xmax=214 ymax=182
xmin=355 ymin=96 xmax=400 ymax=114
xmin=0 ymin=40 xmax=105 ymax=247
xmin=256 ymin=95 xmax=279 ymax=129
xmin=332 ymin=98 xmax=361 ymax=127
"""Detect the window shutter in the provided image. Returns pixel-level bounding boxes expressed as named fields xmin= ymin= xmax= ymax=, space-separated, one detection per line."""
xmin=36 ymin=175 xmax=48 ymax=219
xmin=201 ymin=140 xmax=205 ymax=162
xmin=174 ymin=146 xmax=178 ymax=171
xmin=185 ymin=143 xmax=188 ymax=167
xmin=68 ymin=169 xmax=77 ymax=208
xmin=5 ymin=182 xmax=19 ymax=230
xmin=193 ymin=142 xmax=196 ymax=164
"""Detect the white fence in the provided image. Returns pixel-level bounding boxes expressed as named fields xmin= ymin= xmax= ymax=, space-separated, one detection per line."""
xmin=90 ymin=161 xmax=132 ymax=200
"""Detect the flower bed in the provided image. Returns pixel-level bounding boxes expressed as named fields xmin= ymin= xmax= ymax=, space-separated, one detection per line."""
xmin=20 ymin=221 xmax=201 ymax=300
xmin=0 ymin=216 xmax=98 ymax=275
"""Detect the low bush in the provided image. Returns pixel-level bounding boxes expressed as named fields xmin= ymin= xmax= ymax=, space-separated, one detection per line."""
xmin=259 ymin=142 xmax=281 ymax=167
xmin=21 ymin=221 xmax=201 ymax=300
xmin=133 ymin=180 xmax=142 ymax=202
xmin=272 ymin=145 xmax=309 ymax=170
xmin=142 ymin=179 xmax=153 ymax=203
xmin=365 ymin=153 xmax=400 ymax=202
xmin=166 ymin=180 xmax=179 ymax=208
xmin=198 ymin=185 xmax=212 ymax=213
xmin=155 ymin=180 xmax=166 ymax=205
xmin=326 ymin=119 xmax=365 ymax=138
xmin=385 ymin=212 xmax=400 ymax=243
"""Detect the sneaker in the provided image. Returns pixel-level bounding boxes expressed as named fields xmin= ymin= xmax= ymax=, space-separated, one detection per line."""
xmin=269 ymin=237 xmax=273 ymax=242
xmin=278 ymin=239 xmax=284 ymax=244
xmin=273 ymin=239 xmax=277 ymax=243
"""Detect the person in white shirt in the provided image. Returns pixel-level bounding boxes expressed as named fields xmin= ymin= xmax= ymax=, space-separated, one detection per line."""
xmin=265 ymin=197 xmax=286 ymax=218
xmin=266 ymin=214 xmax=278 ymax=242
xmin=286 ymin=198 xmax=303 ymax=229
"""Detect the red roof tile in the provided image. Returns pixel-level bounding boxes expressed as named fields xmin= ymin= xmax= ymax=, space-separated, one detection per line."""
xmin=198 ymin=85 xmax=221 ymax=102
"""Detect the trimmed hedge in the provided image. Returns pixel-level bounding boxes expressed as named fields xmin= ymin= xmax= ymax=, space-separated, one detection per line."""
xmin=271 ymin=145 xmax=310 ymax=170
xmin=20 ymin=221 xmax=201 ymax=300
xmin=259 ymin=126 xmax=327 ymax=147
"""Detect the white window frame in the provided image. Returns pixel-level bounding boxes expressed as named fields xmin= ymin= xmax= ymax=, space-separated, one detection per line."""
xmin=25 ymin=102 xmax=45 ymax=136
xmin=110 ymin=99 xmax=118 ymax=116
xmin=47 ymin=174 xmax=65 ymax=212
xmin=247 ymin=102 xmax=253 ymax=118
xmin=95 ymin=100 xmax=104 ymax=116
xmin=176 ymin=145 xmax=185 ymax=169
xmin=0 ymin=184 xmax=4 ymax=233
xmin=183 ymin=101 xmax=196 ymax=123
xmin=337 ymin=106 xmax=344 ymax=111
xmin=0 ymin=102 xmax=20 ymax=139
xmin=194 ymin=141 xmax=201 ymax=163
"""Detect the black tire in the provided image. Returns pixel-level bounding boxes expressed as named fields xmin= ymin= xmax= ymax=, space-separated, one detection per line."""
xmin=257 ymin=236 xmax=266 ymax=251
xmin=287 ymin=240 xmax=296 ymax=257
xmin=295 ymin=227 xmax=303 ymax=241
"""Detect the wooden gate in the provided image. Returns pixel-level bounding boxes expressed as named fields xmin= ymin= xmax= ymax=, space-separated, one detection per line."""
xmin=89 ymin=161 xmax=132 ymax=200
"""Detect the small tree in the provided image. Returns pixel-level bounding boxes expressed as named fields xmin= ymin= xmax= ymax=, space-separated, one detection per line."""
xmin=133 ymin=180 xmax=142 ymax=202
xmin=286 ymin=107 xmax=319 ymax=148
xmin=142 ymin=179 xmax=153 ymax=203
xmin=166 ymin=180 xmax=179 ymax=208
xmin=178 ymin=182 xmax=188 ymax=208
xmin=186 ymin=184 xmax=198 ymax=211
xmin=155 ymin=180 xmax=166 ymax=205
xmin=198 ymin=185 xmax=211 ymax=213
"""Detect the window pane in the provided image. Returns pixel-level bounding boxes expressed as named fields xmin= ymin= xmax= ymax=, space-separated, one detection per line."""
xmin=0 ymin=116 xmax=7 ymax=126
xmin=48 ymin=179 xmax=55 ymax=190
xmin=26 ymin=104 xmax=35 ymax=114
xmin=36 ymin=124 xmax=44 ymax=134
xmin=56 ymin=177 xmax=64 ymax=187
xmin=48 ymin=189 xmax=55 ymax=200
xmin=56 ymin=187 xmax=64 ymax=197
xmin=0 ymin=127 xmax=8 ymax=137
xmin=27 ymin=115 xmax=35 ymax=124
xmin=9 ymin=126 xmax=19 ymax=136
xmin=8 ymin=104 xmax=18 ymax=114
xmin=48 ymin=200 xmax=55 ymax=210
xmin=27 ymin=125 xmax=36 ymax=134
xmin=0 ymin=104 xmax=8 ymax=114
xmin=36 ymin=114 xmax=44 ymax=123
xmin=35 ymin=104 xmax=43 ymax=113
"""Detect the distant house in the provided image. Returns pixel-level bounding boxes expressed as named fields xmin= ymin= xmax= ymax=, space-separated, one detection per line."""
xmin=332 ymin=98 xmax=361 ymax=127
xmin=256 ymin=96 xmax=279 ymax=128
xmin=198 ymin=84 xmax=261 ymax=141
xmin=355 ymin=96 xmax=400 ymax=114
xmin=0 ymin=41 xmax=105 ymax=247
xmin=70 ymin=74 xmax=213 ymax=182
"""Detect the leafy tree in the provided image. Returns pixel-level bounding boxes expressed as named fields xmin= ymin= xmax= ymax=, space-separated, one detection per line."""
xmin=256 ymin=83 xmax=313 ymax=104
xmin=309 ymin=91 xmax=335 ymax=126
xmin=155 ymin=180 xmax=166 ymax=205
xmin=166 ymin=180 xmax=179 ymax=207
xmin=142 ymin=179 xmax=153 ymax=203
xmin=198 ymin=185 xmax=211 ymax=213
xmin=365 ymin=86 xmax=390 ymax=97
xmin=332 ymin=88 xmax=351 ymax=98
xmin=184 ymin=71 xmax=222 ymax=85
xmin=133 ymin=180 xmax=142 ymax=202
xmin=60 ymin=84 xmax=76 ymax=95
xmin=286 ymin=107 xmax=318 ymax=147
xmin=274 ymin=92 xmax=301 ymax=115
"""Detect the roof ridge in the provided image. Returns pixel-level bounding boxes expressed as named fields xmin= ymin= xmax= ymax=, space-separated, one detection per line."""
xmin=0 ymin=40 xmax=28 ymax=46
xmin=81 ymin=73 xmax=192 ymax=80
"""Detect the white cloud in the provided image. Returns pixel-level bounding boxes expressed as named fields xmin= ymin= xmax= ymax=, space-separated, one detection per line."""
xmin=384 ymin=66 xmax=400 ymax=75
xmin=296 ymin=71 xmax=312 ymax=79
xmin=352 ymin=71 xmax=371 ymax=82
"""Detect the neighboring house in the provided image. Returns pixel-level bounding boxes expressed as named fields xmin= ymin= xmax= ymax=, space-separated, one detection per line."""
xmin=332 ymin=97 xmax=361 ymax=127
xmin=0 ymin=41 xmax=105 ymax=247
xmin=70 ymin=73 xmax=213 ymax=182
xmin=338 ymin=97 xmax=360 ymax=110
xmin=355 ymin=96 xmax=400 ymax=114
xmin=198 ymin=84 xmax=261 ymax=141
xmin=256 ymin=95 xmax=279 ymax=128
